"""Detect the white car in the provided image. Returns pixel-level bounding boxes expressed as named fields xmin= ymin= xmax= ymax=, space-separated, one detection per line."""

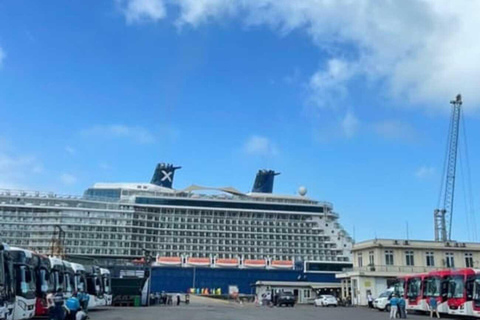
xmin=373 ymin=289 xmax=393 ymax=312
xmin=314 ymin=295 xmax=338 ymax=307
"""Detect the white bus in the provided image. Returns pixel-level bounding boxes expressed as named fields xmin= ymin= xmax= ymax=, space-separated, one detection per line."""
xmin=9 ymin=248 xmax=36 ymax=320
xmin=100 ymin=268 xmax=112 ymax=306
xmin=0 ymin=243 xmax=15 ymax=320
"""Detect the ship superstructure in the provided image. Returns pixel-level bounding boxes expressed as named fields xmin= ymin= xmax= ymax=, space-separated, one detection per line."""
xmin=0 ymin=164 xmax=353 ymax=268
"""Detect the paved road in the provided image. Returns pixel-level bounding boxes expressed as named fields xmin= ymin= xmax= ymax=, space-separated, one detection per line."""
xmin=90 ymin=301 xmax=434 ymax=320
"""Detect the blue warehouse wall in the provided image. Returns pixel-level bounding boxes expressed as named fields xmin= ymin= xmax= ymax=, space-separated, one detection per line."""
xmin=150 ymin=267 xmax=338 ymax=294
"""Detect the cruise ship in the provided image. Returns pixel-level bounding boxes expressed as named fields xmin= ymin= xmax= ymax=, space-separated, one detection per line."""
xmin=0 ymin=163 xmax=353 ymax=269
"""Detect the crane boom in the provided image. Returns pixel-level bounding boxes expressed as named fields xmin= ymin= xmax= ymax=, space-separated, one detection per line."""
xmin=434 ymin=94 xmax=462 ymax=242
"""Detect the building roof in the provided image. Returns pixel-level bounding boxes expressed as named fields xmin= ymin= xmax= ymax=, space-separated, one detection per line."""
xmin=352 ymin=238 xmax=480 ymax=251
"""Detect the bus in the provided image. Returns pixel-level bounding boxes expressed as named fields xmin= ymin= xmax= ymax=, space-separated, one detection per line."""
xmin=70 ymin=263 xmax=87 ymax=294
xmin=62 ymin=261 xmax=75 ymax=299
xmin=85 ymin=265 xmax=104 ymax=309
xmin=405 ymin=273 xmax=427 ymax=312
xmin=100 ymin=268 xmax=112 ymax=306
xmin=9 ymin=248 xmax=36 ymax=320
xmin=48 ymin=257 xmax=64 ymax=296
xmin=423 ymin=269 xmax=451 ymax=314
xmin=33 ymin=254 xmax=53 ymax=317
xmin=447 ymin=268 xmax=475 ymax=316
xmin=0 ymin=244 xmax=15 ymax=320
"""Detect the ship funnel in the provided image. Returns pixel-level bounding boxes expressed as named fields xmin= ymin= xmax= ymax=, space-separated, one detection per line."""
xmin=151 ymin=163 xmax=181 ymax=189
xmin=252 ymin=170 xmax=280 ymax=193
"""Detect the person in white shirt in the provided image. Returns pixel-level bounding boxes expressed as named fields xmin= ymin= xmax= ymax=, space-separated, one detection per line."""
xmin=46 ymin=291 xmax=55 ymax=320
xmin=367 ymin=291 xmax=373 ymax=309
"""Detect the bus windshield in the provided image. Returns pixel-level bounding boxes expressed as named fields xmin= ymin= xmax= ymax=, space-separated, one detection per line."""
xmin=75 ymin=274 xmax=86 ymax=292
xmin=473 ymin=278 xmax=480 ymax=305
xmin=15 ymin=265 xmax=36 ymax=298
xmin=103 ymin=275 xmax=111 ymax=294
xmin=52 ymin=270 xmax=63 ymax=292
xmin=448 ymin=276 xmax=465 ymax=299
xmin=38 ymin=269 xmax=53 ymax=294
xmin=424 ymin=277 xmax=441 ymax=297
xmin=64 ymin=273 xmax=73 ymax=295
xmin=407 ymin=278 xmax=421 ymax=299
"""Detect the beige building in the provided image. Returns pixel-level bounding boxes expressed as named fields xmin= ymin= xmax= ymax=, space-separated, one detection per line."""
xmin=336 ymin=238 xmax=480 ymax=306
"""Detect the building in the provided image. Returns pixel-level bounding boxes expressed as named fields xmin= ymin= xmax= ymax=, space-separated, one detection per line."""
xmin=336 ymin=238 xmax=480 ymax=305
xmin=0 ymin=163 xmax=353 ymax=269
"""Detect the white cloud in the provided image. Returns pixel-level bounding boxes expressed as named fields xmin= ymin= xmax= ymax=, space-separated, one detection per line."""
xmin=121 ymin=0 xmax=480 ymax=110
xmin=373 ymin=120 xmax=417 ymax=141
xmin=341 ymin=111 xmax=359 ymax=138
xmin=60 ymin=173 xmax=77 ymax=186
xmin=243 ymin=135 xmax=278 ymax=156
xmin=0 ymin=47 xmax=5 ymax=67
xmin=309 ymin=59 xmax=358 ymax=108
xmin=65 ymin=146 xmax=76 ymax=155
xmin=0 ymin=153 xmax=42 ymax=189
xmin=82 ymin=124 xmax=155 ymax=144
xmin=119 ymin=0 xmax=166 ymax=24
xmin=415 ymin=166 xmax=435 ymax=179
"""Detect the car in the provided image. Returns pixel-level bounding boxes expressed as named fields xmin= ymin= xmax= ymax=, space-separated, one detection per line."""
xmin=373 ymin=289 xmax=393 ymax=312
xmin=314 ymin=295 xmax=338 ymax=307
xmin=275 ymin=292 xmax=296 ymax=307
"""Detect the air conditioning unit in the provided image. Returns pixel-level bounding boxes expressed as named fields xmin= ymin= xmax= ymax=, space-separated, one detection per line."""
xmin=394 ymin=240 xmax=399 ymax=245
xmin=461 ymin=243 xmax=467 ymax=247
xmin=445 ymin=242 xmax=451 ymax=247
xmin=403 ymin=240 xmax=409 ymax=245
xmin=454 ymin=242 xmax=459 ymax=247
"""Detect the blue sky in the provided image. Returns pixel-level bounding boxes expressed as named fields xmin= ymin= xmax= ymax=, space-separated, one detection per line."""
xmin=1 ymin=0 xmax=480 ymax=242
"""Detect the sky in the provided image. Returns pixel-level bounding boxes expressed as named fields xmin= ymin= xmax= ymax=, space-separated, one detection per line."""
xmin=1 ymin=0 xmax=480 ymax=243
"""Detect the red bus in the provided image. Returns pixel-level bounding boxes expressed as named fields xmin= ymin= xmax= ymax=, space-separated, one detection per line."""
xmin=447 ymin=268 xmax=476 ymax=316
xmin=423 ymin=269 xmax=451 ymax=314
xmin=405 ymin=273 xmax=428 ymax=312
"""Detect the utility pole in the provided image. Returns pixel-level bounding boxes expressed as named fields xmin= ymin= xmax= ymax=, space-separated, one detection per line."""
xmin=434 ymin=94 xmax=462 ymax=242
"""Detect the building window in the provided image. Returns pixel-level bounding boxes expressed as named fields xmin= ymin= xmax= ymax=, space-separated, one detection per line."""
xmin=465 ymin=253 xmax=474 ymax=268
xmin=357 ymin=252 xmax=363 ymax=267
xmin=445 ymin=252 xmax=455 ymax=268
xmin=405 ymin=251 xmax=414 ymax=266
xmin=426 ymin=252 xmax=435 ymax=267
xmin=369 ymin=251 xmax=374 ymax=266
xmin=385 ymin=250 xmax=394 ymax=266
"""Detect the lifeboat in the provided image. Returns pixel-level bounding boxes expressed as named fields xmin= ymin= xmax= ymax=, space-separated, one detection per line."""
xmin=156 ymin=256 xmax=182 ymax=266
xmin=215 ymin=258 xmax=239 ymax=267
xmin=243 ymin=259 xmax=266 ymax=268
xmin=186 ymin=257 xmax=211 ymax=267
xmin=271 ymin=260 xmax=294 ymax=269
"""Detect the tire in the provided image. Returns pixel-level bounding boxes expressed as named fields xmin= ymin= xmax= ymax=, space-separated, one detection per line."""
xmin=386 ymin=305 xmax=391 ymax=312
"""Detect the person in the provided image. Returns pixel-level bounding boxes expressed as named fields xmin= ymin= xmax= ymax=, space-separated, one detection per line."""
xmin=65 ymin=293 xmax=80 ymax=320
xmin=398 ymin=295 xmax=407 ymax=318
xmin=52 ymin=288 xmax=65 ymax=320
xmin=0 ymin=297 xmax=7 ymax=320
xmin=46 ymin=290 xmax=55 ymax=320
xmin=429 ymin=297 xmax=440 ymax=318
xmin=176 ymin=293 xmax=181 ymax=306
xmin=389 ymin=294 xmax=398 ymax=319
xmin=185 ymin=293 xmax=190 ymax=305
xmin=161 ymin=291 xmax=167 ymax=305
xmin=77 ymin=290 xmax=89 ymax=314
xmin=367 ymin=291 xmax=373 ymax=308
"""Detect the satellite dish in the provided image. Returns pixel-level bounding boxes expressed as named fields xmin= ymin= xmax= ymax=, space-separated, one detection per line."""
xmin=298 ymin=186 xmax=307 ymax=196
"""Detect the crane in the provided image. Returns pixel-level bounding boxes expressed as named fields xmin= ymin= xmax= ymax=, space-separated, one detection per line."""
xmin=434 ymin=94 xmax=462 ymax=242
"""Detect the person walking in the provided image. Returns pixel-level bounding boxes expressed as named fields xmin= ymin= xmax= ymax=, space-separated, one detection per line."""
xmin=46 ymin=290 xmax=55 ymax=320
xmin=389 ymin=294 xmax=399 ymax=319
xmin=176 ymin=293 xmax=181 ymax=306
xmin=52 ymin=288 xmax=66 ymax=320
xmin=398 ymin=296 xmax=407 ymax=318
xmin=367 ymin=291 xmax=374 ymax=309
xmin=429 ymin=297 xmax=440 ymax=318
xmin=77 ymin=290 xmax=89 ymax=314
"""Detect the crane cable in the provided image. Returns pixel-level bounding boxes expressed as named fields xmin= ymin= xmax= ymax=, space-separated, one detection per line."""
xmin=461 ymin=114 xmax=477 ymax=241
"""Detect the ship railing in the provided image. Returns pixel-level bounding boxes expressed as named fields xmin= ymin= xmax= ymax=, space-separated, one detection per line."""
xmin=342 ymin=265 xmax=447 ymax=273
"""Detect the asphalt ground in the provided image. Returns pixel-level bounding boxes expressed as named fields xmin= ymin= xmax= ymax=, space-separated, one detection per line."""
xmin=89 ymin=298 xmax=441 ymax=320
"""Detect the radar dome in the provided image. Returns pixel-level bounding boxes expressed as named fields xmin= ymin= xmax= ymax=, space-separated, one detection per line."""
xmin=298 ymin=186 xmax=307 ymax=196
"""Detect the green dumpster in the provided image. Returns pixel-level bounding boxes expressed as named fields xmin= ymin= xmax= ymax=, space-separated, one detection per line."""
xmin=134 ymin=296 xmax=141 ymax=307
